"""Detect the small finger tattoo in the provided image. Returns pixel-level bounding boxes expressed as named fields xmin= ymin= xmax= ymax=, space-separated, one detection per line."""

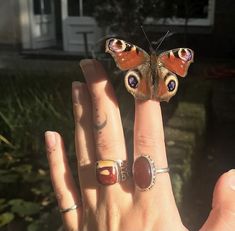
xmin=94 ymin=113 xmax=107 ymax=131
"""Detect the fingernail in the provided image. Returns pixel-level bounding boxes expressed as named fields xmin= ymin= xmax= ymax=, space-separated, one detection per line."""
xmin=80 ymin=59 xmax=105 ymax=83
xmin=45 ymin=131 xmax=57 ymax=150
xmin=228 ymin=169 xmax=235 ymax=190
xmin=72 ymin=81 xmax=82 ymax=104
xmin=80 ymin=59 xmax=96 ymax=83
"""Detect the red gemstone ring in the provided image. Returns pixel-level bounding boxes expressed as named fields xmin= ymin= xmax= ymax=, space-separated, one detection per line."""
xmin=133 ymin=155 xmax=169 ymax=191
xmin=96 ymin=160 xmax=129 ymax=185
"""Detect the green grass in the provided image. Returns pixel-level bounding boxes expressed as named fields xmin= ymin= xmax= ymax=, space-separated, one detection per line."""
xmin=0 ymin=70 xmax=81 ymax=231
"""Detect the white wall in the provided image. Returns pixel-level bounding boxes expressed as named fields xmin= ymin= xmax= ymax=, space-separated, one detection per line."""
xmin=0 ymin=0 xmax=21 ymax=45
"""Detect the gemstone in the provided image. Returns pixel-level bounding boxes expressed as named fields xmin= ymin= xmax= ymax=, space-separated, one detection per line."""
xmin=96 ymin=160 xmax=118 ymax=185
xmin=133 ymin=155 xmax=154 ymax=190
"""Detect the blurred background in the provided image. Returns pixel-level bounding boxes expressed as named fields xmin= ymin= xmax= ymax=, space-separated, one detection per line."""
xmin=0 ymin=0 xmax=235 ymax=230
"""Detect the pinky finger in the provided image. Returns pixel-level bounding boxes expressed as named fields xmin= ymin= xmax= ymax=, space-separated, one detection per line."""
xmin=45 ymin=131 xmax=82 ymax=230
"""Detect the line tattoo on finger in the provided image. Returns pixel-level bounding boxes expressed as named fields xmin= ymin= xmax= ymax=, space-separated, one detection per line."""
xmin=93 ymin=113 xmax=107 ymax=131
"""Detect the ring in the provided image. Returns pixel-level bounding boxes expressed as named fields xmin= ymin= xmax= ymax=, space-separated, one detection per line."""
xmin=133 ymin=155 xmax=169 ymax=191
xmin=96 ymin=160 xmax=129 ymax=185
xmin=59 ymin=203 xmax=80 ymax=213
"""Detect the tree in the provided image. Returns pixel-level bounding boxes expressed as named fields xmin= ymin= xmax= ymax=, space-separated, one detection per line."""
xmin=93 ymin=0 xmax=210 ymax=40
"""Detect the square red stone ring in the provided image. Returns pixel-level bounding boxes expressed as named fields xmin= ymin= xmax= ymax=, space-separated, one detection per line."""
xmin=133 ymin=155 xmax=170 ymax=191
xmin=96 ymin=160 xmax=130 ymax=185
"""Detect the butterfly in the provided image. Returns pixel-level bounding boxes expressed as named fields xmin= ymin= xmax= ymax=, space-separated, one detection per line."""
xmin=105 ymin=38 xmax=194 ymax=102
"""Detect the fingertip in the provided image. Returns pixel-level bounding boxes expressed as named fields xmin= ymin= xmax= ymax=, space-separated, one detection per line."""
xmin=79 ymin=59 xmax=107 ymax=84
xmin=212 ymin=169 xmax=235 ymax=209
xmin=72 ymin=81 xmax=88 ymax=104
xmin=45 ymin=131 xmax=57 ymax=150
xmin=79 ymin=58 xmax=94 ymax=68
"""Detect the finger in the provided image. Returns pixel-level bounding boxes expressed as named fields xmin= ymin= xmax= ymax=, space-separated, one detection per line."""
xmin=134 ymin=100 xmax=167 ymax=166
xmin=199 ymin=169 xmax=235 ymax=231
xmin=45 ymin=131 xmax=82 ymax=230
xmin=80 ymin=59 xmax=127 ymax=161
xmin=72 ymin=82 xmax=97 ymax=207
xmin=134 ymin=100 xmax=176 ymax=207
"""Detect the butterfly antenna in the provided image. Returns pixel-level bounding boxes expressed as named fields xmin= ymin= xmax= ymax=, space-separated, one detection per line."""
xmin=155 ymin=30 xmax=170 ymax=51
xmin=140 ymin=25 xmax=154 ymax=52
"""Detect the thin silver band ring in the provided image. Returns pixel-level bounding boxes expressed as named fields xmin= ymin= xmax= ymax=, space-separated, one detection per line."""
xmin=156 ymin=167 xmax=170 ymax=174
xmin=59 ymin=203 xmax=80 ymax=213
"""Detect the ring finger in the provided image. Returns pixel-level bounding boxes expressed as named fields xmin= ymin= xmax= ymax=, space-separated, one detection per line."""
xmin=80 ymin=59 xmax=128 ymax=188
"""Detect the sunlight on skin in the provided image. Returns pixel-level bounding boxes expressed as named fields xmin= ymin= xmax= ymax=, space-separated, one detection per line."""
xmin=45 ymin=59 xmax=235 ymax=231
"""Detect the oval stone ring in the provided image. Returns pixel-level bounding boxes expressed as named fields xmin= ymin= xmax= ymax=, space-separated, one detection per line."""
xmin=133 ymin=155 xmax=169 ymax=191
xmin=96 ymin=160 xmax=129 ymax=185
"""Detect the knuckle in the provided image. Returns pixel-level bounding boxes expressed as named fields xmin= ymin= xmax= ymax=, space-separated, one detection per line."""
xmin=96 ymin=136 xmax=121 ymax=154
xmin=135 ymin=133 xmax=162 ymax=149
xmin=78 ymin=156 xmax=91 ymax=167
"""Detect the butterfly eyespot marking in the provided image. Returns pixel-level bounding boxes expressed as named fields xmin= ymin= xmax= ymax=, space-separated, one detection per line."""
xmin=108 ymin=39 xmax=126 ymax=53
xmin=128 ymin=75 xmax=139 ymax=88
xmin=164 ymin=73 xmax=178 ymax=94
xmin=125 ymin=70 xmax=140 ymax=89
xmin=167 ymin=80 xmax=176 ymax=92
xmin=179 ymin=48 xmax=192 ymax=62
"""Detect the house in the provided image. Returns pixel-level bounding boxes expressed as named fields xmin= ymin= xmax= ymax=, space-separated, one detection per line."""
xmin=2 ymin=0 xmax=234 ymax=58
xmin=0 ymin=0 xmax=101 ymax=55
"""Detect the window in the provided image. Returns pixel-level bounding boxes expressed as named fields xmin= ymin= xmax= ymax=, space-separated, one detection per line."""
xmin=146 ymin=0 xmax=215 ymax=26
xmin=67 ymin=0 xmax=94 ymax=16
xmin=33 ymin=0 xmax=51 ymax=15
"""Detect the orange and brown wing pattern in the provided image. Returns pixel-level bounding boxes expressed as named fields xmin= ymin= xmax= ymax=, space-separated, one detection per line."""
xmin=124 ymin=64 xmax=152 ymax=100
xmin=105 ymin=38 xmax=150 ymax=70
xmin=158 ymin=48 xmax=194 ymax=77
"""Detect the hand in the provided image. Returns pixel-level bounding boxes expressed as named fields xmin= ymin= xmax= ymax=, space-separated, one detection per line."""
xmin=45 ymin=59 xmax=235 ymax=231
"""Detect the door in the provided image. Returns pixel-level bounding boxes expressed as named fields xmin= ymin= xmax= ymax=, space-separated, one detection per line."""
xmin=29 ymin=0 xmax=56 ymax=49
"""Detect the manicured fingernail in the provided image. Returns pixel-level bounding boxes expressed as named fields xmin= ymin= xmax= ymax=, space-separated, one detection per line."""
xmin=228 ymin=169 xmax=235 ymax=190
xmin=45 ymin=131 xmax=56 ymax=150
xmin=72 ymin=81 xmax=82 ymax=104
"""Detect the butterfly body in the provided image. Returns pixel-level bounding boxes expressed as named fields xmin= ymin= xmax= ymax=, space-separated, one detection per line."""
xmin=106 ymin=38 xmax=194 ymax=102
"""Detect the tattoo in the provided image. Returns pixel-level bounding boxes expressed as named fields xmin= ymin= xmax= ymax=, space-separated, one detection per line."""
xmin=93 ymin=113 xmax=107 ymax=131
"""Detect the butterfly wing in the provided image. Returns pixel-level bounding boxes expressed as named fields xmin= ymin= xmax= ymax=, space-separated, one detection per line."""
xmin=153 ymin=48 xmax=194 ymax=102
xmin=124 ymin=63 xmax=152 ymax=100
xmin=158 ymin=48 xmax=194 ymax=77
xmin=154 ymin=66 xmax=179 ymax=102
xmin=105 ymin=38 xmax=150 ymax=70
xmin=106 ymin=38 xmax=151 ymax=99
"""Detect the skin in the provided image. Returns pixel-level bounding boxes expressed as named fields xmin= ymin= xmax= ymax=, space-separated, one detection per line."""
xmin=45 ymin=59 xmax=235 ymax=231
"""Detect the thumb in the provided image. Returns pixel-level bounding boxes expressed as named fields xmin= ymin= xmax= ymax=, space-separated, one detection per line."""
xmin=200 ymin=169 xmax=235 ymax=231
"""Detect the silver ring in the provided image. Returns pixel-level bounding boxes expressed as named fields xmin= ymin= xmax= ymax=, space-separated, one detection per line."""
xmin=59 ymin=203 xmax=80 ymax=213
xmin=96 ymin=159 xmax=130 ymax=185
xmin=156 ymin=167 xmax=170 ymax=174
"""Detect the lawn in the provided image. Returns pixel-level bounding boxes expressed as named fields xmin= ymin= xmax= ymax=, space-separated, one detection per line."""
xmin=0 ymin=69 xmax=81 ymax=231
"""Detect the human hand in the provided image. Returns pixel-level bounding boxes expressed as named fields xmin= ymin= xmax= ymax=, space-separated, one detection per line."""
xmin=45 ymin=59 xmax=235 ymax=231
